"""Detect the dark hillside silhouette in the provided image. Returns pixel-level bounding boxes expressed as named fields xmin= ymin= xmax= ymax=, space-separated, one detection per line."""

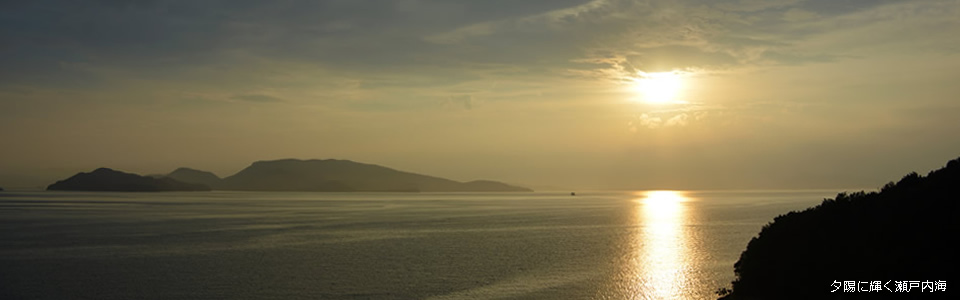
xmin=47 ymin=168 xmax=211 ymax=192
xmin=219 ymin=159 xmax=532 ymax=192
xmin=166 ymin=167 xmax=223 ymax=189
xmin=42 ymin=159 xmax=530 ymax=193
xmin=718 ymin=157 xmax=959 ymax=299
xmin=461 ymin=180 xmax=532 ymax=192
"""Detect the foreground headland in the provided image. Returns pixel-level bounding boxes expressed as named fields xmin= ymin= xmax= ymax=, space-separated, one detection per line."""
xmin=718 ymin=157 xmax=958 ymax=299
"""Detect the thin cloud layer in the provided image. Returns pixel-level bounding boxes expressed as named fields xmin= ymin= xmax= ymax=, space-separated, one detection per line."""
xmin=1 ymin=0 xmax=959 ymax=189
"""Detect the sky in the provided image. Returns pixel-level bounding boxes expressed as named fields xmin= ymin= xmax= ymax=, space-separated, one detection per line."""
xmin=2 ymin=0 xmax=959 ymax=190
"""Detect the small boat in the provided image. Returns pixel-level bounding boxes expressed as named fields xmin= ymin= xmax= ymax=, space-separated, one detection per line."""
xmin=570 ymin=192 xmax=576 ymax=196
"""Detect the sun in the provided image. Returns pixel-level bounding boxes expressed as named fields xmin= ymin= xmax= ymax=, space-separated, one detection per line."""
xmin=632 ymin=71 xmax=684 ymax=104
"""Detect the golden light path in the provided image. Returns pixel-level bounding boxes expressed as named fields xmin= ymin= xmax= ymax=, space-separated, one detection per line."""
xmin=626 ymin=190 xmax=693 ymax=299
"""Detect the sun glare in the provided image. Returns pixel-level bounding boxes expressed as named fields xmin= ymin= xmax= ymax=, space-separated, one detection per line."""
xmin=633 ymin=71 xmax=684 ymax=104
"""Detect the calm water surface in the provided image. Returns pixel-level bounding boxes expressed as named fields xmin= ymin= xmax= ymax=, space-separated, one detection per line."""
xmin=0 ymin=190 xmax=838 ymax=299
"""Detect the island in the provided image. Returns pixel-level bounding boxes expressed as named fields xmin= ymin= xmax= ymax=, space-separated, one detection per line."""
xmin=166 ymin=167 xmax=223 ymax=189
xmin=48 ymin=159 xmax=531 ymax=193
xmin=47 ymin=168 xmax=211 ymax=192
xmin=718 ymin=157 xmax=958 ymax=299
xmin=212 ymin=159 xmax=532 ymax=192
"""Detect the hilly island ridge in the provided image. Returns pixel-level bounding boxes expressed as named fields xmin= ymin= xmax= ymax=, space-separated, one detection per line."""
xmin=48 ymin=159 xmax=532 ymax=192
xmin=47 ymin=168 xmax=211 ymax=192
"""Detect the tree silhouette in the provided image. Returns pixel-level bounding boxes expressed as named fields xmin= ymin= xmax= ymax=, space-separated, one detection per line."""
xmin=719 ymin=157 xmax=959 ymax=299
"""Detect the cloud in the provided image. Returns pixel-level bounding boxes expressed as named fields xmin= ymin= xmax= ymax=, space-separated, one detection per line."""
xmin=1 ymin=0 xmax=959 ymax=191
xmin=782 ymin=8 xmax=819 ymax=22
xmin=626 ymin=45 xmax=740 ymax=72
xmin=694 ymin=111 xmax=709 ymax=121
xmin=423 ymin=23 xmax=497 ymax=44
xmin=633 ymin=113 xmax=663 ymax=129
xmin=665 ymin=113 xmax=688 ymax=127
xmin=231 ymin=94 xmax=283 ymax=103
xmin=629 ymin=109 xmax=696 ymax=130
xmin=2 ymin=0 xmax=957 ymax=112
xmin=444 ymin=94 xmax=474 ymax=110
xmin=628 ymin=105 xmax=718 ymax=130
xmin=715 ymin=0 xmax=804 ymax=13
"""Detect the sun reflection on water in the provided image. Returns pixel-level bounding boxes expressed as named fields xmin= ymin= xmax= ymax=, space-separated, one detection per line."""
xmin=622 ymin=190 xmax=692 ymax=299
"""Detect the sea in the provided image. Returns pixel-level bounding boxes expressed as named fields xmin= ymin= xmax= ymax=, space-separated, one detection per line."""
xmin=0 ymin=190 xmax=841 ymax=300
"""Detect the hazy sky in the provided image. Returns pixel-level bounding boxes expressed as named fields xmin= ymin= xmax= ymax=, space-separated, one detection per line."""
xmin=2 ymin=0 xmax=959 ymax=190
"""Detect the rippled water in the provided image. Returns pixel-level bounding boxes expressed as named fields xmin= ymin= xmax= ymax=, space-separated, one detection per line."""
xmin=0 ymin=190 xmax=837 ymax=299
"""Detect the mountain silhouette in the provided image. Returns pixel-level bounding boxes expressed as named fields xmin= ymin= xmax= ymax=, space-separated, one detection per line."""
xmin=718 ymin=157 xmax=959 ymax=299
xmin=216 ymin=159 xmax=532 ymax=192
xmin=166 ymin=167 xmax=223 ymax=189
xmin=460 ymin=180 xmax=533 ymax=192
xmin=47 ymin=168 xmax=211 ymax=192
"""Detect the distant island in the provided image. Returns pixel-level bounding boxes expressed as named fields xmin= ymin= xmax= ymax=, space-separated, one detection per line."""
xmin=47 ymin=168 xmax=210 ymax=192
xmin=48 ymin=159 xmax=532 ymax=192
xmin=192 ymin=159 xmax=530 ymax=192
xmin=717 ymin=157 xmax=958 ymax=299
xmin=166 ymin=167 xmax=222 ymax=188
